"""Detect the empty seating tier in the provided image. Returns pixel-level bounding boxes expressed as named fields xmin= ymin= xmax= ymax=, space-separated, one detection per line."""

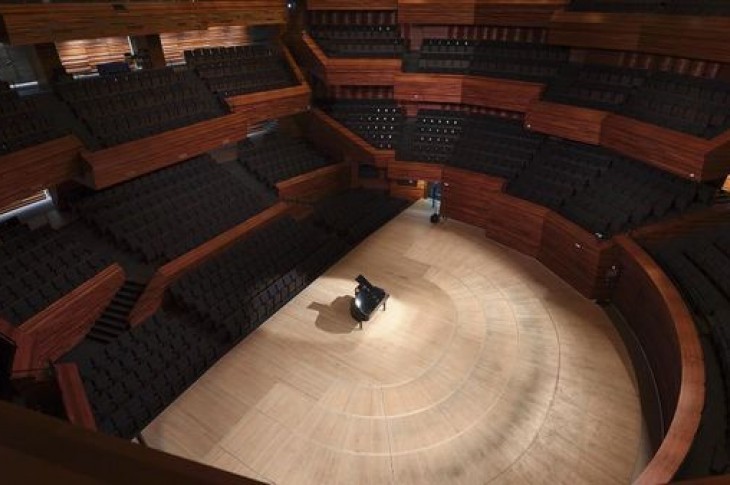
xmin=397 ymin=110 xmax=467 ymax=163
xmin=185 ymin=44 xmax=299 ymax=97
xmin=309 ymin=24 xmax=404 ymax=58
xmin=75 ymin=309 xmax=229 ymax=439
xmin=325 ymin=100 xmax=405 ymax=150
xmin=55 ymin=68 xmax=226 ymax=149
xmin=171 ymin=216 xmax=348 ymax=332
xmin=237 ymin=130 xmax=333 ymax=188
xmin=413 ymin=39 xmax=569 ymax=83
xmin=568 ymin=0 xmax=730 ymax=15
xmin=71 ymin=155 xmax=271 ymax=265
xmin=543 ymin=64 xmax=649 ymax=112
xmin=450 ymin=115 xmax=545 ymax=179
xmin=0 ymin=86 xmax=66 ymax=155
xmin=506 ymin=141 xmax=716 ymax=237
xmin=646 ymin=224 xmax=730 ymax=474
xmin=0 ymin=220 xmax=112 ymax=326
xmin=311 ymin=188 xmax=410 ymax=245
xmin=622 ymin=72 xmax=730 ymax=139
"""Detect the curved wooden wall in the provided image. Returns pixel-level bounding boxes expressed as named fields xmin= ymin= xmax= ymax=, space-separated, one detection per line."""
xmin=613 ymin=236 xmax=704 ymax=485
xmin=0 ymin=1 xmax=285 ymax=45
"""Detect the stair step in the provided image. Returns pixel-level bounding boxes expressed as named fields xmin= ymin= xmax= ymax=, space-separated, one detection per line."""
xmin=87 ymin=334 xmax=113 ymax=345
xmin=89 ymin=327 xmax=120 ymax=339
xmin=106 ymin=304 xmax=132 ymax=315
xmin=99 ymin=313 xmax=128 ymax=324
xmin=96 ymin=319 xmax=128 ymax=331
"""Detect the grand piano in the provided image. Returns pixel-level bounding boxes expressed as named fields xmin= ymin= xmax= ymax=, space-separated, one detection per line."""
xmin=350 ymin=274 xmax=388 ymax=327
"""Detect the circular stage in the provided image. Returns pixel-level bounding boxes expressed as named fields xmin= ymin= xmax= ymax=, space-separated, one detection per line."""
xmin=144 ymin=200 xmax=645 ymax=484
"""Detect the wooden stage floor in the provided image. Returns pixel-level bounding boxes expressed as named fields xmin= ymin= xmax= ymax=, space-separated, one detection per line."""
xmin=144 ymin=200 xmax=644 ymax=484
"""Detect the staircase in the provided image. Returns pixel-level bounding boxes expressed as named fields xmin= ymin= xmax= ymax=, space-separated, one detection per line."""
xmin=86 ymin=281 xmax=146 ymax=345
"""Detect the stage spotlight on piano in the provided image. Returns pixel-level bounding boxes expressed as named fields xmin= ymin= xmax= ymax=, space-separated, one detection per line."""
xmin=350 ymin=275 xmax=389 ymax=328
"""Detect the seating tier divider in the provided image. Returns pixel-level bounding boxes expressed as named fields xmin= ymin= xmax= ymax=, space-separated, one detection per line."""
xmin=128 ymin=202 xmax=290 ymax=326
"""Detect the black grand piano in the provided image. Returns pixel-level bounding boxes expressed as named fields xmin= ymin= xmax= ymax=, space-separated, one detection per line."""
xmin=350 ymin=274 xmax=389 ymax=327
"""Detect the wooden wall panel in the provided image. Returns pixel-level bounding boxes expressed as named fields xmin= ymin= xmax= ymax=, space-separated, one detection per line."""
xmin=441 ymin=166 xmax=505 ymax=227
xmin=461 ymin=75 xmax=543 ymax=112
xmin=394 ymin=74 xmax=463 ymax=105
xmin=56 ymin=36 xmax=130 ymax=75
xmin=0 ymin=135 xmax=83 ymax=210
xmin=81 ymin=112 xmax=249 ymax=189
xmin=389 ymin=180 xmax=426 ymax=200
xmin=524 ymin=100 xmax=608 ymax=145
xmin=473 ymin=0 xmax=568 ymax=27
xmin=227 ymin=84 xmax=311 ymax=123
xmin=129 ymin=203 xmax=289 ymax=326
xmin=397 ymin=0 xmax=476 ymax=25
xmin=161 ymin=26 xmax=251 ymax=66
xmin=0 ymin=2 xmax=285 ymax=45
xmin=12 ymin=264 xmax=125 ymax=372
xmin=276 ymin=162 xmax=351 ymax=202
xmin=547 ymin=12 xmax=644 ymax=51
xmin=612 ymin=236 xmax=704 ymax=485
xmin=483 ymin=192 xmax=549 ymax=257
xmin=601 ymin=114 xmax=730 ymax=181
xmin=638 ymin=17 xmax=730 ymax=64
xmin=387 ymin=161 xmax=443 ymax=181
xmin=55 ymin=363 xmax=97 ymax=431
xmin=537 ymin=212 xmax=617 ymax=299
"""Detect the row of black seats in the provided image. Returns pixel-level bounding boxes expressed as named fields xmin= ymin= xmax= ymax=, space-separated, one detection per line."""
xmin=71 ymin=155 xmax=271 ymax=264
xmin=55 ymin=68 xmax=226 ymax=149
xmin=412 ymin=39 xmax=570 ymax=83
xmin=396 ymin=110 xmax=467 ymax=163
xmin=568 ymin=0 xmax=730 ymax=15
xmin=324 ymin=100 xmax=405 ymax=150
xmin=310 ymin=25 xmax=404 ymax=58
xmin=646 ymin=224 xmax=730 ymax=474
xmin=237 ymin=130 xmax=333 ymax=189
xmin=506 ymin=141 xmax=716 ymax=237
xmin=0 ymin=87 xmax=67 ymax=155
xmin=75 ymin=309 xmax=229 ymax=439
xmin=311 ymin=188 xmax=410 ymax=245
xmin=185 ymin=44 xmax=299 ymax=97
xmin=172 ymin=216 xmax=349 ymax=330
xmin=544 ymin=66 xmax=730 ymax=138
xmin=0 ymin=220 xmax=112 ymax=326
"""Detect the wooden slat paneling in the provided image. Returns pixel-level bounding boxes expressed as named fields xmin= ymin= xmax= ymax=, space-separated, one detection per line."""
xmin=483 ymin=192 xmax=549 ymax=257
xmin=81 ymin=112 xmax=248 ymax=189
xmin=55 ymin=363 xmax=97 ymax=431
xmin=0 ymin=2 xmax=284 ymax=45
xmin=601 ymin=114 xmax=730 ymax=181
xmin=160 ymin=25 xmax=250 ymax=66
xmin=524 ymin=100 xmax=608 ymax=145
xmin=0 ymin=135 xmax=83 ymax=209
xmin=473 ymin=0 xmax=568 ymax=27
xmin=394 ymin=73 xmax=543 ymax=112
xmin=547 ymin=12 xmax=645 ymax=51
xmin=441 ymin=166 xmax=505 ymax=227
xmin=129 ymin=203 xmax=289 ymax=326
xmin=387 ymin=161 xmax=443 ymax=181
xmin=227 ymin=84 xmax=311 ymax=123
xmin=56 ymin=36 xmax=130 ymax=75
xmin=397 ymin=0 xmax=476 ymax=25
xmin=13 ymin=264 xmax=125 ymax=372
xmin=537 ymin=212 xmax=617 ymax=299
xmin=276 ymin=162 xmax=351 ymax=202
xmin=613 ymin=236 xmax=704 ymax=485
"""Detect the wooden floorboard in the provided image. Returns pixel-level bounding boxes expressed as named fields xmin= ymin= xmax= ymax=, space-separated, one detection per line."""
xmin=143 ymin=200 xmax=644 ymax=484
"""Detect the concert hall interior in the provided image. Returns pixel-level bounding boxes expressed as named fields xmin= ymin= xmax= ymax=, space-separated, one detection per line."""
xmin=1 ymin=1 xmax=730 ymax=484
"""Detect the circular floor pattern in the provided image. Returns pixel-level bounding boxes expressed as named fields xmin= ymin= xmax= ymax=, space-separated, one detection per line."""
xmin=144 ymin=200 xmax=644 ymax=485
